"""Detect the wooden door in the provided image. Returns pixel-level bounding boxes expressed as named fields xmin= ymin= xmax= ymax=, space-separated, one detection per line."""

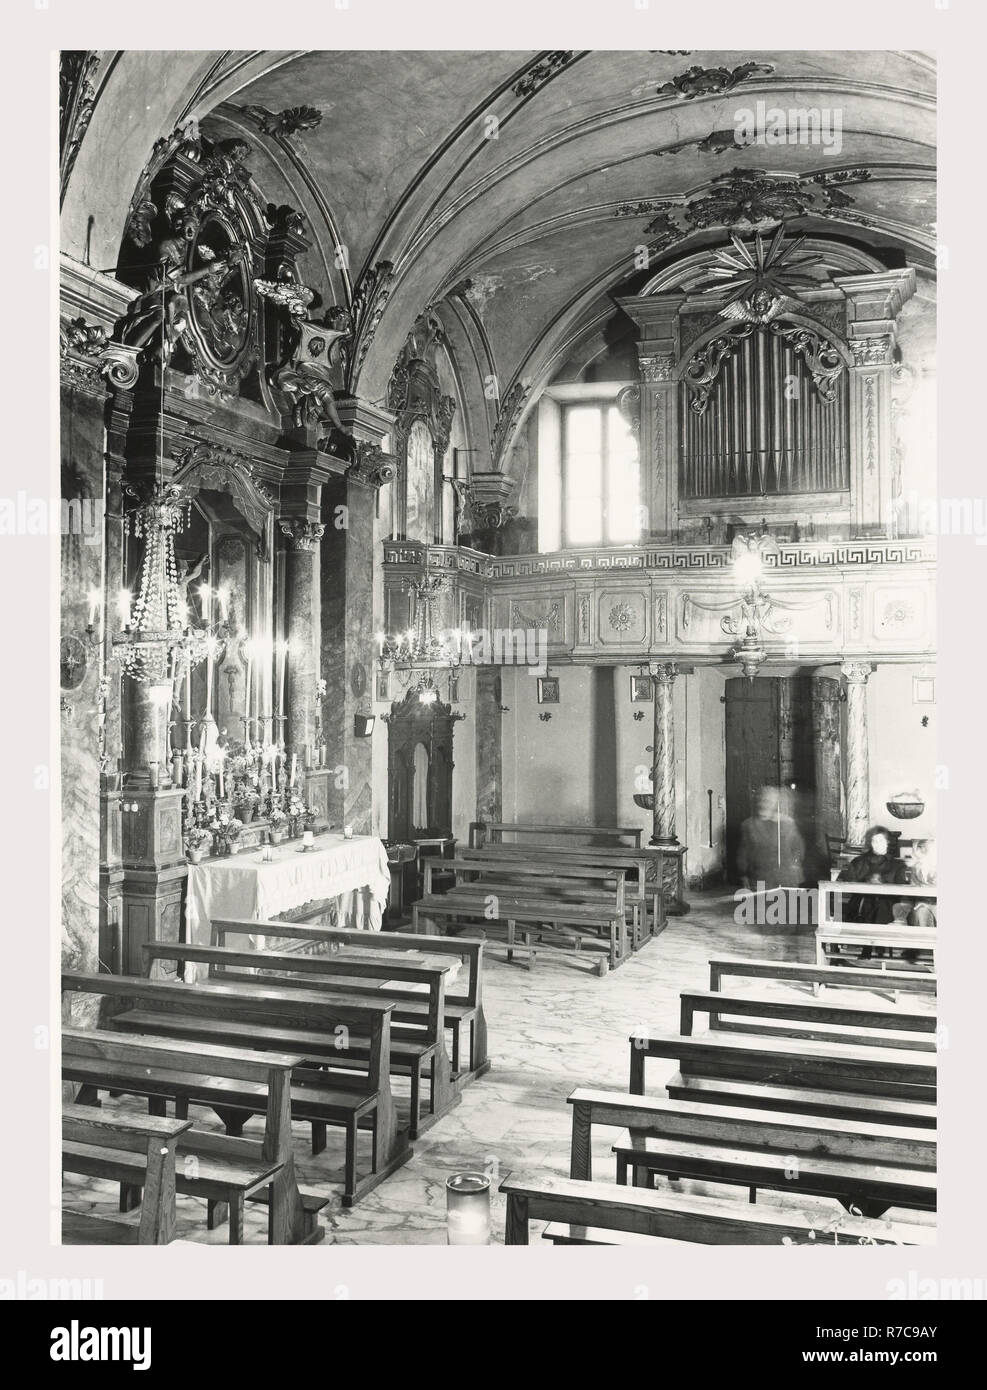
xmin=724 ymin=678 xmax=781 ymax=881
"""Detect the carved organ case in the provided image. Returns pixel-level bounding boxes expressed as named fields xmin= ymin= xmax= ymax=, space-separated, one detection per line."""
xmin=619 ymin=237 xmax=916 ymax=541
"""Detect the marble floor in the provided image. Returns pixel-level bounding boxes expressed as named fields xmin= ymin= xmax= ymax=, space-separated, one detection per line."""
xmin=63 ymin=890 xmax=936 ymax=1245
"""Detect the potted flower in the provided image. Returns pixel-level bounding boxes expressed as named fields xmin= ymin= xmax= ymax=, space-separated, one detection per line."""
xmin=184 ymin=826 xmax=212 ymax=865
xmin=268 ymin=804 xmax=288 ymax=845
xmin=233 ymin=786 xmax=260 ymax=825
xmin=213 ymin=813 xmax=244 ymax=856
xmin=287 ymin=796 xmax=307 ymax=839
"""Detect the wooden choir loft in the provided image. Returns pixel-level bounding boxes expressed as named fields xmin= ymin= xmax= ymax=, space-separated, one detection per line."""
xmin=59 ymin=49 xmax=937 ymax=1249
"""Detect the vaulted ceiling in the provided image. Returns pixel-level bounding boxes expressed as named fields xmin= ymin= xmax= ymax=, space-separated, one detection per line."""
xmin=64 ymin=49 xmax=936 ymax=465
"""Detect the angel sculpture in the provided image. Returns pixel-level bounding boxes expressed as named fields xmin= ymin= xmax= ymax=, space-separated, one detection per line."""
xmin=255 ymin=278 xmax=353 ymax=445
xmin=694 ymin=227 xmax=824 ymax=326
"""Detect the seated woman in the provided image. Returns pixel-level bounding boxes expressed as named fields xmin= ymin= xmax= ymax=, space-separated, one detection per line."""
xmin=837 ymin=825 xmax=909 ymax=959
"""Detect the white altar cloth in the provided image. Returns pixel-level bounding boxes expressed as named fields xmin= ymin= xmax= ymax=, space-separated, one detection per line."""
xmin=186 ymin=833 xmax=391 ymax=947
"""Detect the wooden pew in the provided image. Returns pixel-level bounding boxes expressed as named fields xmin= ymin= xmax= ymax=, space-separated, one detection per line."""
xmin=456 ymin=841 xmax=666 ymax=939
xmin=499 ymin=1172 xmax=932 ymax=1246
xmin=137 ymin=940 xmax=457 ymax=1140
xmin=62 ymin=971 xmax=410 ymax=1208
xmin=680 ymin=989 xmax=938 ymax=1051
xmin=432 ymin=854 xmax=654 ymax=950
xmin=62 ymin=1025 xmax=320 ymax=1243
xmin=708 ymin=957 xmax=937 ymax=1001
xmin=476 ymin=821 xmax=643 ymax=849
xmin=412 ymin=888 xmax=626 ymax=975
xmin=564 ymin=1089 xmax=935 ymax=1219
xmin=629 ymin=1030 xmax=937 ymax=1130
xmin=214 ymin=917 xmax=490 ymax=1082
xmin=816 ymin=881 xmax=937 ymax=970
xmin=62 ymin=1106 xmax=192 ymax=1245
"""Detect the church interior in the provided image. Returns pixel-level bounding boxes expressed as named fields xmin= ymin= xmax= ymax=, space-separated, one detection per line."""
xmin=59 ymin=49 xmax=937 ymax=1248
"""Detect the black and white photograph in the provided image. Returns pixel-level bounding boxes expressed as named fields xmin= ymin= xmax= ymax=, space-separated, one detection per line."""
xmin=3 ymin=0 xmax=985 ymax=1339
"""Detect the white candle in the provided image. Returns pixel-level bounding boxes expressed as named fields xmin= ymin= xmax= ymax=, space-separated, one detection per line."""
xmin=194 ymin=753 xmax=202 ymax=802
xmin=205 ymin=636 xmax=216 ymax=722
xmin=117 ymin=589 xmax=132 ymax=630
xmin=245 ymin=640 xmax=254 ymax=736
xmin=199 ymin=583 xmax=211 ymax=626
xmin=87 ymin=588 xmax=100 ymax=627
xmin=290 ymin=753 xmax=297 ymax=788
xmin=277 ymin=640 xmax=288 ymax=723
xmin=217 ymin=754 xmax=224 ymax=800
xmin=184 ymin=659 xmax=191 ymax=723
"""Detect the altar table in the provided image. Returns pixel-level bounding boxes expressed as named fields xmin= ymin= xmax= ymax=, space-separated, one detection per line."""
xmin=185 ymin=833 xmax=391 ymax=949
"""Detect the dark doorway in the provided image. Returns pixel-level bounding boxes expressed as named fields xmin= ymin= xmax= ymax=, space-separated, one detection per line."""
xmin=724 ymin=676 xmax=818 ymax=882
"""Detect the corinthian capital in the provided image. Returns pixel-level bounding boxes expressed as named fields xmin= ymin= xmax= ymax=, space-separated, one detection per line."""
xmin=841 ymin=661 xmax=874 ymax=685
xmin=279 ymin=519 xmax=326 ymax=552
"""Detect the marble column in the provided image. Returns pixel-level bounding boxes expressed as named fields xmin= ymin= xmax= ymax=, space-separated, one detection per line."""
xmin=279 ymin=518 xmax=325 ymax=764
xmin=649 ymin=661 xmax=678 ymax=845
xmin=475 ymin=667 xmax=503 ymax=826
xmin=841 ymin=661 xmax=873 ymax=849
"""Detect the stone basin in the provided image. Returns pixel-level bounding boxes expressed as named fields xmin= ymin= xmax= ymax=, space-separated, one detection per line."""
xmin=632 ymin=793 xmax=654 ymax=811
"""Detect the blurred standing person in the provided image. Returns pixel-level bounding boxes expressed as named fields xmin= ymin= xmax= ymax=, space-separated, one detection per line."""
xmin=737 ymin=785 xmax=805 ymax=894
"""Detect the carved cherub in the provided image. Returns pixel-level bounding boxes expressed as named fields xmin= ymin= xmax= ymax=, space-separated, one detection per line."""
xmin=255 ymin=278 xmax=352 ymax=437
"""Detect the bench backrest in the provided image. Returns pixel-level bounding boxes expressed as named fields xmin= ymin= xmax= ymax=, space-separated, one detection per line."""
xmin=708 ymin=957 xmax=938 ymax=996
xmin=221 ymin=918 xmax=484 ymax=1010
xmin=680 ymin=990 xmax=937 ymax=1047
xmin=444 ymin=865 xmax=626 ymax=912
xmin=62 ymin=1023 xmax=300 ymax=1167
xmin=480 ymin=821 xmax=643 ymax=848
xmin=566 ymin=1088 xmax=936 ymax=1171
xmin=144 ymin=941 xmax=446 ymax=1045
xmin=61 ymin=971 xmax=394 ymax=1095
xmin=632 ymin=1030 xmax=937 ymax=1097
xmin=498 ymin=1173 xmax=930 ymax=1246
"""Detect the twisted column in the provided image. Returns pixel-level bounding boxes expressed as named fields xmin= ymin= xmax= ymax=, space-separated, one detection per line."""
xmin=841 ymin=661 xmax=873 ymax=849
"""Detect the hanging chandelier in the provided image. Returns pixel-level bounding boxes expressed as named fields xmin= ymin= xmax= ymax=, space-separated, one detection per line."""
xmin=376 ymin=571 xmax=474 ymax=671
xmin=721 ymin=531 xmax=783 ymax=681
xmin=113 ymin=482 xmax=212 ymax=685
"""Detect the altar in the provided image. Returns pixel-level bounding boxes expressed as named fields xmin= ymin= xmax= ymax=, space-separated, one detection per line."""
xmin=185 ymin=832 xmax=391 ymax=947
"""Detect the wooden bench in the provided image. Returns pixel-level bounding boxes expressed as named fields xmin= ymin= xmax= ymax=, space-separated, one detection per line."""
xmin=62 ymin=970 xmax=410 ymax=1208
xmin=434 ymin=854 xmax=656 ymax=951
xmin=475 ymin=821 xmax=643 ymax=849
xmin=412 ymin=888 xmax=626 ymax=975
xmin=62 ymin=1024 xmax=321 ymax=1243
xmin=708 ymin=957 xmax=937 ymax=1002
xmin=499 ymin=1172 xmax=932 ymax=1245
xmin=139 ymin=940 xmax=457 ymax=1140
xmin=564 ymin=1089 xmax=935 ymax=1219
xmin=62 ymin=1106 xmax=192 ymax=1245
xmin=216 ymin=918 xmax=490 ymax=1083
xmin=680 ymin=989 xmax=938 ymax=1051
xmin=629 ymin=1030 xmax=937 ymax=1129
xmin=816 ymin=881 xmax=937 ymax=970
xmin=458 ymin=841 xmax=666 ymax=939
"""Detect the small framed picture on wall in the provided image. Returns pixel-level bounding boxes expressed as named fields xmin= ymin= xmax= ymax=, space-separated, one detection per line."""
xmin=376 ymin=670 xmax=390 ymax=702
xmin=630 ymin=674 xmax=652 ymax=703
xmin=537 ymin=676 xmax=560 ymax=705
